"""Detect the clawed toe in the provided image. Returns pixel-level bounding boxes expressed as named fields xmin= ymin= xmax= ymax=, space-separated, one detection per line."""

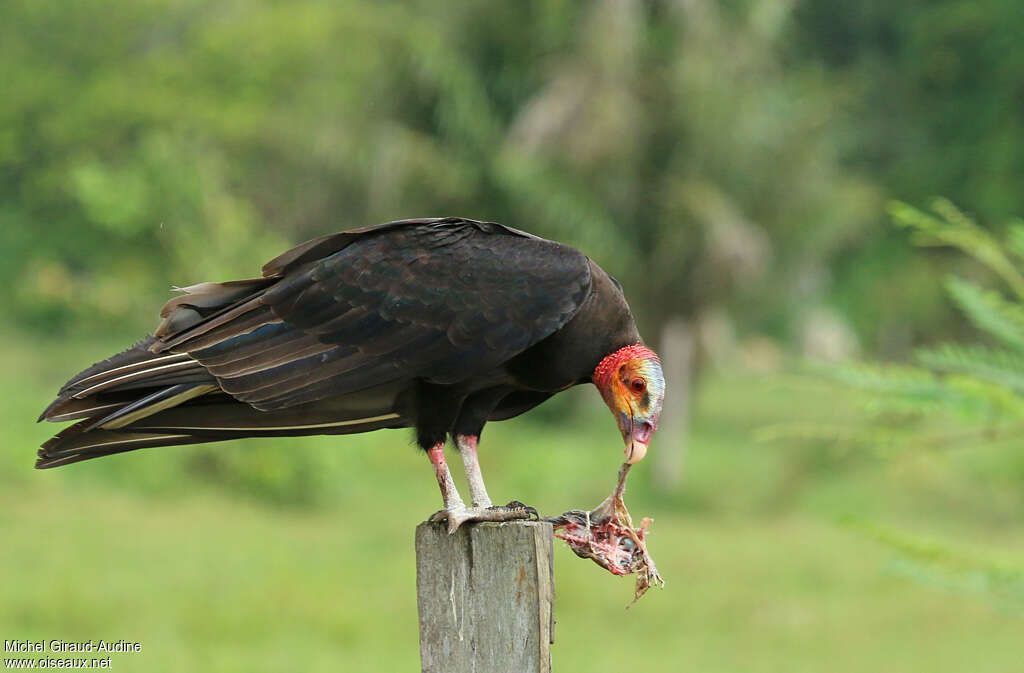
xmin=495 ymin=500 xmax=539 ymax=520
xmin=429 ymin=500 xmax=539 ymax=534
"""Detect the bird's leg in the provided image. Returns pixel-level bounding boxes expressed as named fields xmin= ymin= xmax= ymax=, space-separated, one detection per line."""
xmin=458 ymin=434 xmax=538 ymax=523
xmin=427 ymin=437 xmax=538 ymax=534
xmin=456 ymin=434 xmax=491 ymax=508
xmin=426 ymin=442 xmax=465 ymax=512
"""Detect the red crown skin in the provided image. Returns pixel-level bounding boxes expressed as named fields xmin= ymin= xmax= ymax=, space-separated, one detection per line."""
xmin=592 ymin=344 xmax=659 ymax=390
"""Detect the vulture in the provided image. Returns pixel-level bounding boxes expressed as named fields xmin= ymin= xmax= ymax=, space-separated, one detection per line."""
xmin=38 ymin=218 xmax=665 ymax=531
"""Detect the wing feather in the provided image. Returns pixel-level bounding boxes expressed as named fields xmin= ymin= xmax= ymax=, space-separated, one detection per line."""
xmin=152 ymin=218 xmax=592 ymax=411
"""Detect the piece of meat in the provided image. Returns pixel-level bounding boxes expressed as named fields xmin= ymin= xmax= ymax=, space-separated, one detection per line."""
xmin=546 ymin=463 xmax=665 ymax=604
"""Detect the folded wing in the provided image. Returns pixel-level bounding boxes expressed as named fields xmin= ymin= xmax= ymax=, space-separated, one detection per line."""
xmin=153 ymin=218 xmax=593 ymax=411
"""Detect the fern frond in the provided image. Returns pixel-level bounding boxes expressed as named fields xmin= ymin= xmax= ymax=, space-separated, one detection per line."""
xmin=941 ymin=374 xmax=1024 ymax=418
xmin=916 ymin=343 xmax=1024 ymax=396
xmin=818 ymin=360 xmax=1005 ymax=419
xmin=944 ymin=276 xmax=1024 ymax=350
xmin=824 ymin=361 xmax=963 ymax=403
xmin=888 ymin=199 xmax=1024 ymax=299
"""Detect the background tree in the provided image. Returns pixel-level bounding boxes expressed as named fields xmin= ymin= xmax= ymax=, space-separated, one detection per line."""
xmin=2 ymin=0 xmax=882 ymax=489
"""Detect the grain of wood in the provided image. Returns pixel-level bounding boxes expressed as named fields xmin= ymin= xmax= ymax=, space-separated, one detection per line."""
xmin=416 ymin=520 xmax=554 ymax=673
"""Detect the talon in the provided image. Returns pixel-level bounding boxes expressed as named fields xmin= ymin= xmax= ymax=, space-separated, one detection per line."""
xmin=427 ymin=508 xmax=471 ymax=534
xmin=501 ymin=500 xmax=539 ymax=519
xmin=447 ymin=516 xmax=463 ymax=535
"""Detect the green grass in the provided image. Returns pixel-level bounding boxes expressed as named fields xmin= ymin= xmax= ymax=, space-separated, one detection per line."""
xmin=4 ymin=332 xmax=1023 ymax=671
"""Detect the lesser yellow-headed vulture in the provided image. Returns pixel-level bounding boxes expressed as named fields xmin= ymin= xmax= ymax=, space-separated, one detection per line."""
xmin=38 ymin=218 xmax=665 ymax=530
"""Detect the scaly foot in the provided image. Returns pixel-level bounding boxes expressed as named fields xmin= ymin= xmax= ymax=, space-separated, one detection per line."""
xmin=429 ymin=500 xmax=539 ymax=534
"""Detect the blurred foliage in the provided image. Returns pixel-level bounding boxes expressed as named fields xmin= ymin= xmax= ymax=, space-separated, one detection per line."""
xmin=842 ymin=518 xmax=1024 ymax=616
xmin=788 ymin=0 xmax=1024 ymax=350
xmin=763 ymin=200 xmax=1024 ymax=457
xmin=831 ymin=201 xmax=1024 ymax=442
xmin=791 ymin=0 xmax=1024 ymax=223
xmin=1 ymin=0 xmax=886 ymax=348
xmin=764 ymin=200 xmax=1024 ymax=613
xmin=5 ymin=0 xmax=1024 ymax=349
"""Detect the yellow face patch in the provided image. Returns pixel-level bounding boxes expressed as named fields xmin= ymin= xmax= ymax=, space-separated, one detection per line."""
xmin=615 ymin=357 xmax=665 ymax=422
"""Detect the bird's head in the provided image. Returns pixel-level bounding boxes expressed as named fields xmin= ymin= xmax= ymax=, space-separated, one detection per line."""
xmin=593 ymin=344 xmax=665 ymax=465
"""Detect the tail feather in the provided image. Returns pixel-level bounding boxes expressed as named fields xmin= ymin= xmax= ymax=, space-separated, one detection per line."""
xmin=37 ymin=403 xmax=407 ymax=469
xmin=38 ymin=333 xmax=409 ymax=469
xmin=41 ymin=337 xmax=213 ymax=415
xmin=36 ymin=384 xmax=220 ymax=468
xmin=39 ymin=337 xmax=226 ymax=468
xmin=84 ymin=383 xmax=218 ymax=431
xmin=55 ymin=336 xmax=163 ymax=397
xmin=36 ymin=423 xmax=207 ymax=469
xmin=40 ymin=419 xmax=189 ymax=456
xmin=38 ymin=447 xmax=157 ymax=469
xmin=61 ymin=352 xmax=189 ymax=395
xmin=38 ymin=396 xmax=131 ymax=423
xmin=40 ymin=336 xmax=217 ymax=423
xmin=68 ymin=359 xmax=209 ymax=398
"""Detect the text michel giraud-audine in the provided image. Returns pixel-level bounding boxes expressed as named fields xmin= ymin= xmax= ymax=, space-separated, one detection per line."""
xmin=5 ymin=640 xmax=142 ymax=654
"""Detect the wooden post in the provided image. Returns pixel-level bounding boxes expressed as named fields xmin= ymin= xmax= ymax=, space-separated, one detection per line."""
xmin=415 ymin=520 xmax=554 ymax=673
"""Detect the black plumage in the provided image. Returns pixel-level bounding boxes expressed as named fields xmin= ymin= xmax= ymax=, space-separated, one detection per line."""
xmin=38 ymin=217 xmax=642 ymax=470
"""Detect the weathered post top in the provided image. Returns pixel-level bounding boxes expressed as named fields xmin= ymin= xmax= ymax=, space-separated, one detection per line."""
xmin=415 ymin=520 xmax=555 ymax=673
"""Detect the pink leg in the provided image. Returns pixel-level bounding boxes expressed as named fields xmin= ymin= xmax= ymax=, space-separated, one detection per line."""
xmin=427 ymin=443 xmax=464 ymax=511
xmin=427 ymin=440 xmax=537 ymax=534
xmin=456 ymin=434 xmax=492 ymax=508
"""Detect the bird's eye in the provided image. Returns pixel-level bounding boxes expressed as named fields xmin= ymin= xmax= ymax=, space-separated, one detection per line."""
xmin=630 ymin=378 xmax=646 ymax=393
